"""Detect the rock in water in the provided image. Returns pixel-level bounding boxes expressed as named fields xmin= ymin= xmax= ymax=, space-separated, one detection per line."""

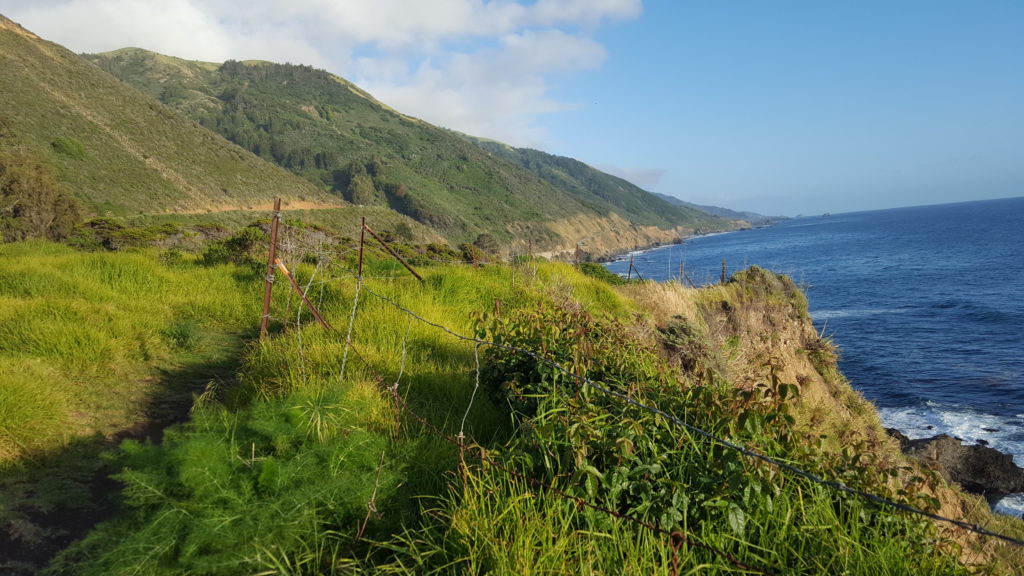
xmin=886 ymin=429 xmax=1024 ymax=495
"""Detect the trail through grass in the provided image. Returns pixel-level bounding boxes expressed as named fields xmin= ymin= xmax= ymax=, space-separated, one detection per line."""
xmin=0 ymin=241 xmax=260 ymax=574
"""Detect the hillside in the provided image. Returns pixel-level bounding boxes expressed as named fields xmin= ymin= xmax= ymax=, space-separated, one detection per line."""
xmin=470 ymin=139 xmax=729 ymax=234
xmin=0 ymin=16 xmax=338 ymax=217
xmin=83 ymin=47 xmax=738 ymax=254
xmin=3 ymin=238 xmax=1021 ymax=574
xmin=652 ymin=192 xmax=784 ymax=225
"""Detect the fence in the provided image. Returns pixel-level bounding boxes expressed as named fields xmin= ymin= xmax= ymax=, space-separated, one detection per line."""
xmin=256 ymin=203 xmax=1024 ymax=573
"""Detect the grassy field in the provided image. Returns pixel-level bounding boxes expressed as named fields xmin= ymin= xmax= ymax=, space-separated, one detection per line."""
xmin=2 ymin=240 xmax=1021 ymax=575
xmin=0 ymin=241 xmax=269 ymax=573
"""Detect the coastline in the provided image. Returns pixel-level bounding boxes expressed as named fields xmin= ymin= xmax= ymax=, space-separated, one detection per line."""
xmin=601 ymin=221 xmax=1024 ymax=517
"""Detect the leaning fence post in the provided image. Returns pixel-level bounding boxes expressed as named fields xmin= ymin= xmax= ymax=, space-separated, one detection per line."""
xmin=275 ymin=258 xmax=333 ymax=331
xmin=259 ymin=198 xmax=282 ymax=340
xmin=362 ymin=221 xmax=424 ymax=282
xmin=627 ymin=254 xmax=634 ymax=281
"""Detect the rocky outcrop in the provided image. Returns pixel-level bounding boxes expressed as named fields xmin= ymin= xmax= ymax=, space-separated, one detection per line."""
xmin=886 ymin=429 xmax=1024 ymax=496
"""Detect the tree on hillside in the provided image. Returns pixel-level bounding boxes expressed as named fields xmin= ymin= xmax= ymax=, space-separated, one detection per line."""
xmin=0 ymin=147 xmax=81 ymax=242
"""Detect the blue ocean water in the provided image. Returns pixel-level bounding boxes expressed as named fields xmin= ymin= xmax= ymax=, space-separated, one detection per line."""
xmin=606 ymin=196 xmax=1024 ymax=513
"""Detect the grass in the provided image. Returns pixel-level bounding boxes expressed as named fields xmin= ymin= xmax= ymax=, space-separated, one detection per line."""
xmin=1 ymin=241 xmax=1021 ymax=575
xmin=0 ymin=240 xmax=265 ymax=574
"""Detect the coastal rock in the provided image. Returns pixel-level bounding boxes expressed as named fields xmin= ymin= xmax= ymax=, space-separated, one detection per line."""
xmin=885 ymin=429 xmax=1024 ymax=495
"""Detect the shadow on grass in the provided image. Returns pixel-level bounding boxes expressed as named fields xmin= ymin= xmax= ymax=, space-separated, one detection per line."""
xmin=0 ymin=329 xmax=253 ymax=576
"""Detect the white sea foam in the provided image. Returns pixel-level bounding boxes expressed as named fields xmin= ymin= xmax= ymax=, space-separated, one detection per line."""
xmin=993 ymin=493 xmax=1024 ymax=518
xmin=878 ymin=406 xmax=1024 ymax=468
xmin=812 ymin=308 xmax=891 ymax=320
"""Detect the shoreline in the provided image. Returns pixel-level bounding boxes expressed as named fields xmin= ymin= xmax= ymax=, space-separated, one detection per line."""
xmin=599 ymin=223 xmax=1024 ymax=518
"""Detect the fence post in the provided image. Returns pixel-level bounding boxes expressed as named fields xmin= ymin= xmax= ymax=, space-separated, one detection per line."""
xmin=274 ymin=259 xmax=333 ymax=331
xmin=259 ymin=198 xmax=282 ymax=340
xmin=627 ymin=254 xmax=634 ymax=281
xmin=357 ymin=216 xmax=366 ymax=278
xmin=363 ymin=221 xmax=424 ymax=282
xmin=721 ymin=259 xmax=727 ymax=284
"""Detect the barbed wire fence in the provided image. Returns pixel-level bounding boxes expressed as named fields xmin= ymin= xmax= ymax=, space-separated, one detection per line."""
xmin=255 ymin=202 xmax=1024 ymax=573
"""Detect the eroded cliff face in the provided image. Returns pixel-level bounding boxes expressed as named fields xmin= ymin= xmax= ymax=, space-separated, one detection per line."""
xmin=620 ymin=268 xmax=1024 ymax=567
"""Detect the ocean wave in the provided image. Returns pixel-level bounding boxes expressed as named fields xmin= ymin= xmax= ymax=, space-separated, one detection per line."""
xmin=878 ymin=405 xmax=1024 ymax=468
xmin=993 ymin=493 xmax=1024 ymax=518
xmin=811 ymin=308 xmax=904 ymax=320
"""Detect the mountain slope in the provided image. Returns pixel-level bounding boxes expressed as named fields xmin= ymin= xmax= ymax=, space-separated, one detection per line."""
xmin=471 ymin=140 xmax=727 ymax=232
xmin=0 ymin=16 xmax=332 ymax=216
xmin=652 ymin=192 xmax=783 ymax=225
xmin=85 ymin=48 xmax=737 ymax=252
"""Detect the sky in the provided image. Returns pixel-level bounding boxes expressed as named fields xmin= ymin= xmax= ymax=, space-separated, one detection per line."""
xmin=2 ymin=0 xmax=1022 ymax=216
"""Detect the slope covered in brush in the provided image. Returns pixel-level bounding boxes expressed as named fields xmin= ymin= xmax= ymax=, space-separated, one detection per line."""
xmin=472 ymin=140 xmax=725 ymax=232
xmin=0 ymin=16 xmax=329 ymax=216
xmin=84 ymin=48 xmax=734 ymax=246
xmin=3 ymin=237 xmax=1013 ymax=574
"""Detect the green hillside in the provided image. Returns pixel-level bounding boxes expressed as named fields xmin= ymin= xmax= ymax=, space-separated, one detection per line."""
xmin=471 ymin=140 xmax=726 ymax=232
xmin=0 ymin=16 xmax=332 ymax=217
xmin=652 ymin=192 xmax=784 ymax=226
xmin=84 ymin=48 xmax=735 ymax=250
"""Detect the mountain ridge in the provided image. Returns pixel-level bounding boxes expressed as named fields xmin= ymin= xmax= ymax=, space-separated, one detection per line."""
xmin=0 ymin=15 xmax=335 ymax=216
xmin=84 ymin=46 xmax=742 ymax=255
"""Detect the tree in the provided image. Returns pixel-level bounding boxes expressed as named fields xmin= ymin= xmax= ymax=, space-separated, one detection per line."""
xmin=0 ymin=147 xmax=81 ymax=242
xmin=473 ymin=233 xmax=499 ymax=254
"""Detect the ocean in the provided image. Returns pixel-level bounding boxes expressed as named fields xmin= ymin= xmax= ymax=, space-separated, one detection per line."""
xmin=605 ymin=196 xmax=1024 ymax=515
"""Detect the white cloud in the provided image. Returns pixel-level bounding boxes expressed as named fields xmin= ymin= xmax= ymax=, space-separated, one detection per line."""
xmin=0 ymin=0 xmax=641 ymax=146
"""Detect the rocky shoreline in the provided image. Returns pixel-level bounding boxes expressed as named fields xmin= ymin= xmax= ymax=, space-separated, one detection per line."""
xmin=886 ymin=428 xmax=1024 ymax=514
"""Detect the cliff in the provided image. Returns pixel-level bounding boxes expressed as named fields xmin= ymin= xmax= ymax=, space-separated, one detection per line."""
xmin=623 ymin=268 xmax=1024 ymax=567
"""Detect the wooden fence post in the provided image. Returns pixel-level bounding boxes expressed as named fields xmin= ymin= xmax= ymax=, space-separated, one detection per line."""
xmin=259 ymin=198 xmax=282 ymax=340
xmin=721 ymin=259 xmax=727 ymax=284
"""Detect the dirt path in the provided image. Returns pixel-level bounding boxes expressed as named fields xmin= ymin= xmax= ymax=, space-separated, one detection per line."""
xmin=174 ymin=199 xmax=349 ymax=214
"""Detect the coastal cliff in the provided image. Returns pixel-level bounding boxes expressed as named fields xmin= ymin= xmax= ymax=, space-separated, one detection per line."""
xmin=624 ymin=267 xmax=1024 ymax=566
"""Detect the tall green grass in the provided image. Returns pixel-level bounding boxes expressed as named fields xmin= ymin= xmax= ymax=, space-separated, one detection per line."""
xmin=0 ymin=241 xmax=259 ymax=465
xmin=5 ymin=247 xmax=1016 ymax=575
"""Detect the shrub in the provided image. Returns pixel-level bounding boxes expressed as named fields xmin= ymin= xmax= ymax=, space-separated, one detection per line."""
xmin=0 ymin=147 xmax=81 ymax=242
xmin=579 ymin=262 xmax=626 ymax=285
xmin=201 ymin=226 xmax=267 ymax=266
xmin=51 ymin=137 xmax=86 ymax=159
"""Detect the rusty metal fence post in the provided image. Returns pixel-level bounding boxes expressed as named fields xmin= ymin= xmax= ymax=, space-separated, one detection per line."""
xmin=259 ymin=198 xmax=282 ymax=340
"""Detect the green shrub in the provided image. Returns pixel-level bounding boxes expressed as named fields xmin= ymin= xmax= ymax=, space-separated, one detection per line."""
xmin=0 ymin=147 xmax=81 ymax=242
xmin=579 ymin=261 xmax=626 ymax=285
xmin=201 ymin=225 xmax=266 ymax=266
xmin=51 ymin=137 xmax=86 ymax=159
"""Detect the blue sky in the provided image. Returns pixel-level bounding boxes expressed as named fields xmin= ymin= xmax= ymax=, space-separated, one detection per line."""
xmin=2 ymin=0 xmax=1021 ymax=216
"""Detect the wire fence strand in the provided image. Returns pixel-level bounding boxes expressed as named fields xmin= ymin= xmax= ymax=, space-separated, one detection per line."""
xmin=259 ymin=208 xmax=1024 ymax=571
xmin=355 ymin=279 xmax=1024 ymax=549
